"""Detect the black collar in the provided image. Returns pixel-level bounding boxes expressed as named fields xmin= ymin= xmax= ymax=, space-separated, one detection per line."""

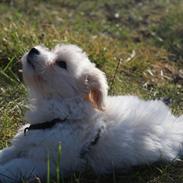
xmin=24 ymin=117 xmax=67 ymax=135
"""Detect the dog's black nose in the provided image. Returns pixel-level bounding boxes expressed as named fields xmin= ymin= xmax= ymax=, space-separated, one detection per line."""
xmin=28 ymin=48 xmax=40 ymax=57
xmin=27 ymin=48 xmax=40 ymax=69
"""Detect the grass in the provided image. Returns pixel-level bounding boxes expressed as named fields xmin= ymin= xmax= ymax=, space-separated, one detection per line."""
xmin=0 ymin=0 xmax=183 ymax=182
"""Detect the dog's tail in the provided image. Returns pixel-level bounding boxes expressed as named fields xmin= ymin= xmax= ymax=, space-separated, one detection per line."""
xmin=161 ymin=114 xmax=183 ymax=160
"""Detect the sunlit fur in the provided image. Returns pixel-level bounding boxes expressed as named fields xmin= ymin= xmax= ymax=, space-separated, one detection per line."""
xmin=0 ymin=44 xmax=183 ymax=182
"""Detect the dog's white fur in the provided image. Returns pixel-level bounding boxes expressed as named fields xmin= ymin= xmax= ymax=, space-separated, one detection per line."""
xmin=0 ymin=44 xmax=183 ymax=182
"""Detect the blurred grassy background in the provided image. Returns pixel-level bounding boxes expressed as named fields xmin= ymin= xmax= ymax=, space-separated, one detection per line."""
xmin=0 ymin=0 xmax=183 ymax=182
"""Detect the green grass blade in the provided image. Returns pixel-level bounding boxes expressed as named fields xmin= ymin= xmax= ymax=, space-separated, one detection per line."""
xmin=0 ymin=69 xmax=18 ymax=85
xmin=47 ymin=153 xmax=51 ymax=183
xmin=56 ymin=143 xmax=62 ymax=183
xmin=3 ymin=56 xmax=15 ymax=72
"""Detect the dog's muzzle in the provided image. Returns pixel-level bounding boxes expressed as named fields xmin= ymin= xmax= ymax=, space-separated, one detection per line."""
xmin=27 ymin=48 xmax=40 ymax=69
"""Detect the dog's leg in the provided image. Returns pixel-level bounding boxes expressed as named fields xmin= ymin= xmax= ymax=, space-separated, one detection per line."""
xmin=0 ymin=158 xmax=46 ymax=183
xmin=0 ymin=146 xmax=19 ymax=164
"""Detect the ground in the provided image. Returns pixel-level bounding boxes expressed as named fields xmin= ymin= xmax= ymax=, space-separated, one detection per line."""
xmin=0 ymin=0 xmax=183 ymax=182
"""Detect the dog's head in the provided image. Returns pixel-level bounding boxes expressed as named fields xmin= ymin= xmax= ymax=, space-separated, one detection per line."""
xmin=21 ymin=44 xmax=108 ymax=110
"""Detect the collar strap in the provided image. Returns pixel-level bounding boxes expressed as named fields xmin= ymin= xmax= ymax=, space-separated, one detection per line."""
xmin=24 ymin=117 xmax=67 ymax=136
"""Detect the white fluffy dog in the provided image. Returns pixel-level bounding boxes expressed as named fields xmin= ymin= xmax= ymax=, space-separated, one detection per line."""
xmin=0 ymin=44 xmax=183 ymax=182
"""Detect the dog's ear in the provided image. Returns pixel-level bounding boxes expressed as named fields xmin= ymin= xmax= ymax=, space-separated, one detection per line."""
xmin=79 ymin=68 xmax=108 ymax=111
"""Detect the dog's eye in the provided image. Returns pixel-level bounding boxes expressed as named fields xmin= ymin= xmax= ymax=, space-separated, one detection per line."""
xmin=56 ymin=61 xmax=67 ymax=70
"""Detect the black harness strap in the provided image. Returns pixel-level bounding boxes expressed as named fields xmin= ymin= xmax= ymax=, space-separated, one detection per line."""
xmin=24 ymin=117 xmax=67 ymax=135
xmin=80 ymin=127 xmax=103 ymax=159
xmin=24 ymin=117 xmax=103 ymax=159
